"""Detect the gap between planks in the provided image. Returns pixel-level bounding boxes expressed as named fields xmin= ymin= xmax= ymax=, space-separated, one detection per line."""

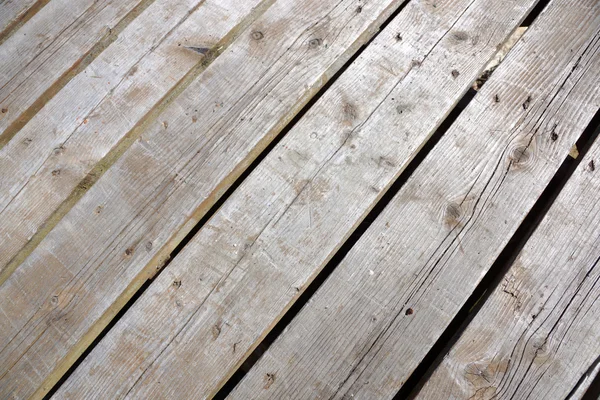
xmin=0 ymin=0 xmax=410 ymax=398
xmin=415 ymin=114 xmax=600 ymax=399
xmin=228 ymin=0 xmax=600 ymax=397
xmin=216 ymin=8 xmax=547 ymax=395
xmin=0 ymin=0 xmax=275 ymax=284
xmin=51 ymin=0 xmax=548 ymax=398
xmin=401 ymin=106 xmax=600 ymax=400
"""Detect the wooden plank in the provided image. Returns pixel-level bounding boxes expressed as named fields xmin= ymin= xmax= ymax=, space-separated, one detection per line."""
xmin=0 ymin=0 xmax=406 ymax=398
xmin=52 ymin=0 xmax=547 ymax=398
xmin=0 ymin=0 xmax=152 ymax=142
xmin=417 ymin=140 xmax=600 ymax=399
xmin=0 ymin=0 xmax=46 ymax=41
xmin=0 ymin=0 xmax=267 ymax=279
xmin=228 ymin=1 xmax=600 ymax=398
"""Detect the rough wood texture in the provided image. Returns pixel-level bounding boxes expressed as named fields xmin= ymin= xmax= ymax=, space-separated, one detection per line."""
xmin=417 ymin=137 xmax=600 ymax=398
xmin=53 ymin=0 xmax=545 ymax=398
xmin=0 ymin=0 xmax=46 ymax=39
xmin=0 ymin=0 xmax=151 ymax=142
xmin=0 ymin=0 xmax=266 ymax=280
xmin=0 ymin=0 xmax=405 ymax=398
xmin=230 ymin=1 xmax=600 ymax=398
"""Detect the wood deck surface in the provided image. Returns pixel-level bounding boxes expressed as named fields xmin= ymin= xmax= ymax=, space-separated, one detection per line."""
xmin=0 ymin=0 xmax=599 ymax=399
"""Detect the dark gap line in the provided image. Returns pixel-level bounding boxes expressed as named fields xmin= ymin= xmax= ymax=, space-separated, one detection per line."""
xmin=215 ymin=75 xmax=481 ymax=400
xmin=569 ymin=354 xmax=600 ymax=399
xmin=520 ymin=0 xmax=549 ymax=26
xmin=42 ymin=0 xmax=413 ymax=398
xmin=216 ymin=0 xmax=554 ymax=397
xmin=581 ymin=363 xmax=600 ymax=399
xmin=213 ymin=0 xmax=556 ymax=396
xmin=214 ymin=90 xmax=478 ymax=400
xmin=396 ymin=108 xmax=600 ymax=400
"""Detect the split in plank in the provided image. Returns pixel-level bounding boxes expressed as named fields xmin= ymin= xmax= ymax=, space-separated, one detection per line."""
xmin=0 ymin=0 xmax=268 ymax=280
xmin=417 ymin=132 xmax=600 ymax=399
xmin=53 ymin=0 xmax=546 ymax=398
xmin=0 ymin=0 xmax=406 ymax=398
xmin=230 ymin=0 xmax=600 ymax=398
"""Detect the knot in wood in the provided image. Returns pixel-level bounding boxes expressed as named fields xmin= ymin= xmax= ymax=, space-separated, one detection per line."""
xmin=308 ymin=38 xmax=322 ymax=48
xmin=444 ymin=202 xmax=462 ymax=226
xmin=510 ymin=144 xmax=532 ymax=166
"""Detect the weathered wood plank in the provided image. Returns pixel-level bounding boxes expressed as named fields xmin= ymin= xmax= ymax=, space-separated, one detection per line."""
xmin=0 ymin=0 xmax=267 ymax=280
xmin=0 ymin=0 xmax=152 ymax=142
xmin=0 ymin=0 xmax=406 ymax=398
xmin=52 ymin=0 xmax=546 ymax=398
xmin=0 ymin=0 xmax=46 ymax=41
xmin=416 ymin=138 xmax=600 ymax=398
xmin=229 ymin=1 xmax=600 ymax=398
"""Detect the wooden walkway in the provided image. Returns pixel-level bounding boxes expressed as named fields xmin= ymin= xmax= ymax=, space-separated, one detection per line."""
xmin=0 ymin=0 xmax=599 ymax=398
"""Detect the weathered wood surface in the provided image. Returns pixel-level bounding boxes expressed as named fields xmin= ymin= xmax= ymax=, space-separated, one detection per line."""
xmin=0 ymin=0 xmax=45 ymax=39
xmin=416 ymin=139 xmax=600 ymax=398
xmin=0 ymin=0 xmax=406 ymax=398
xmin=0 ymin=0 xmax=267 ymax=280
xmin=229 ymin=0 xmax=600 ymax=398
xmin=53 ymin=0 xmax=545 ymax=398
xmin=0 ymin=0 xmax=159 ymax=143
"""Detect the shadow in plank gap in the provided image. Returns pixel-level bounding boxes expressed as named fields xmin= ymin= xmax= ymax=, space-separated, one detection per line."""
xmin=51 ymin=0 xmax=551 ymax=398
xmin=41 ymin=1 xmax=413 ymax=397
xmin=573 ymin=355 xmax=600 ymax=399
xmin=0 ymin=0 xmax=412 ymax=398
xmin=0 ymin=0 xmax=274 ymax=282
xmin=227 ymin=0 xmax=600 ymax=397
xmin=401 ymin=107 xmax=600 ymax=400
xmin=216 ymin=0 xmax=551 ymax=397
xmin=216 ymin=87 xmax=479 ymax=400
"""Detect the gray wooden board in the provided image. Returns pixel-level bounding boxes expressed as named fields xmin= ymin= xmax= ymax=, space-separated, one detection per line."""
xmin=0 ymin=0 xmax=405 ymax=398
xmin=0 ymin=0 xmax=42 ymax=38
xmin=0 ymin=0 xmax=150 ymax=139
xmin=52 ymin=0 xmax=547 ymax=398
xmin=0 ymin=0 xmax=267 ymax=279
xmin=417 ymin=129 xmax=600 ymax=399
xmin=229 ymin=0 xmax=600 ymax=398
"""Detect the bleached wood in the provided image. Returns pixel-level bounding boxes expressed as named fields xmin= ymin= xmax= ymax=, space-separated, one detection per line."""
xmin=0 ymin=0 xmax=43 ymax=39
xmin=52 ymin=0 xmax=546 ymax=398
xmin=0 ymin=0 xmax=266 ymax=278
xmin=0 ymin=0 xmax=405 ymax=398
xmin=230 ymin=1 xmax=600 ymax=398
xmin=416 ymin=139 xmax=600 ymax=398
xmin=0 ymin=0 xmax=149 ymax=140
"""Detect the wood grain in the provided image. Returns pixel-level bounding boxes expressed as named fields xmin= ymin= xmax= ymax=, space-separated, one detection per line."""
xmin=0 ymin=0 xmax=267 ymax=280
xmin=0 ymin=0 xmax=152 ymax=142
xmin=230 ymin=0 xmax=600 ymax=398
xmin=0 ymin=0 xmax=47 ymax=41
xmin=52 ymin=0 xmax=546 ymax=398
xmin=416 ymin=136 xmax=600 ymax=399
xmin=0 ymin=0 xmax=405 ymax=398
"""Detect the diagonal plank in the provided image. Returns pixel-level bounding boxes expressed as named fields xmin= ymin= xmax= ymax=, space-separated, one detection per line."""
xmin=0 ymin=0 xmax=153 ymax=142
xmin=0 ymin=0 xmax=407 ymax=398
xmin=0 ymin=0 xmax=269 ymax=280
xmin=229 ymin=0 xmax=600 ymax=398
xmin=417 ymin=138 xmax=600 ymax=399
xmin=0 ymin=0 xmax=48 ymax=41
xmin=53 ymin=0 xmax=545 ymax=398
